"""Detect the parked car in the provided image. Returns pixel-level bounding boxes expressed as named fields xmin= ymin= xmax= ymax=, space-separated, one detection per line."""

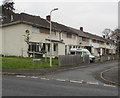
xmin=70 ymin=49 xmax=95 ymax=63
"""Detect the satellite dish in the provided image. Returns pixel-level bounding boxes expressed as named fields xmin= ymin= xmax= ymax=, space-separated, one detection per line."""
xmin=25 ymin=30 xmax=29 ymax=33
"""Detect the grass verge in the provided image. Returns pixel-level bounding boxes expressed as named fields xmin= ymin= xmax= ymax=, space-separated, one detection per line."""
xmin=2 ymin=56 xmax=59 ymax=69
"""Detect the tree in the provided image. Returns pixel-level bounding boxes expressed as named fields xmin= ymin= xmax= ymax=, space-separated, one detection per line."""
xmin=2 ymin=0 xmax=15 ymax=11
xmin=102 ymin=28 xmax=112 ymax=39
xmin=111 ymin=28 xmax=120 ymax=56
xmin=115 ymin=29 xmax=120 ymax=57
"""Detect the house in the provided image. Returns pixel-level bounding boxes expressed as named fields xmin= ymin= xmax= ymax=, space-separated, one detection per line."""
xmin=0 ymin=8 xmax=116 ymax=57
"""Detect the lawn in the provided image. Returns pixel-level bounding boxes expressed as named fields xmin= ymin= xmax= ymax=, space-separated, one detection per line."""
xmin=2 ymin=56 xmax=59 ymax=69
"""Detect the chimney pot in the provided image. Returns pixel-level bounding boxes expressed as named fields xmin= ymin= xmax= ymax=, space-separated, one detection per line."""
xmin=46 ymin=15 xmax=50 ymax=21
xmin=80 ymin=27 xmax=83 ymax=31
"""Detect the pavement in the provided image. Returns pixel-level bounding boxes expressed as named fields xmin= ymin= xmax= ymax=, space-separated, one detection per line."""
xmin=100 ymin=66 xmax=120 ymax=86
xmin=2 ymin=62 xmax=91 ymax=76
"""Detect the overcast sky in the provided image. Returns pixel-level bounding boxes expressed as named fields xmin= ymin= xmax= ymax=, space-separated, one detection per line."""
xmin=1 ymin=0 xmax=119 ymax=36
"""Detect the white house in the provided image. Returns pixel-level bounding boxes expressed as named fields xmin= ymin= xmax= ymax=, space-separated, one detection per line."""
xmin=0 ymin=9 xmax=116 ymax=57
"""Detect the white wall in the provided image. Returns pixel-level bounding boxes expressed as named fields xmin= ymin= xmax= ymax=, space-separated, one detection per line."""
xmin=2 ymin=23 xmax=116 ymax=57
xmin=2 ymin=23 xmax=66 ymax=57
xmin=2 ymin=23 xmax=29 ymax=57
xmin=58 ymin=43 xmax=65 ymax=55
xmin=63 ymin=37 xmax=77 ymax=45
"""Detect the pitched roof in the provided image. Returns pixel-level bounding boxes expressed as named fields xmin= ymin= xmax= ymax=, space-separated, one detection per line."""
xmin=69 ymin=27 xmax=89 ymax=38
xmin=1 ymin=10 xmax=115 ymax=44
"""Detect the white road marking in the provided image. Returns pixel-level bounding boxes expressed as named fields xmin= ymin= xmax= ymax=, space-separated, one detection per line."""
xmin=40 ymin=77 xmax=50 ymax=80
xmin=30 ymin=76 xmax=39 ymax=79
xmin=70 ymin=80 xmax=83 ymax=84
xmin=103 ymin=84 xmax=116 ymax=87
xmin=87 ymin=81 xmax=99 ymax=85
xmin=16 ymin=75 xmax=26 ymax=78
xmin=56 ymin=79 xmax=66 ymax=82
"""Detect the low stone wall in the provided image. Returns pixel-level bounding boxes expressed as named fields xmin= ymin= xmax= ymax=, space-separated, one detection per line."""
xmin=58 ymin=55 xmax=89 ymax=67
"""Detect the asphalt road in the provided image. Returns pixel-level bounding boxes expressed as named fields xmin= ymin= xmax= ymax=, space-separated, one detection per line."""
xmin=2 ymin=61 xmax=119 ymax=96
xmin=38 ymin=61 xmax=119 ymax=85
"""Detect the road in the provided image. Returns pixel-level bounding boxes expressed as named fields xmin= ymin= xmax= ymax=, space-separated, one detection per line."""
xmin=2 ymin=61 xmax=119 ymax=96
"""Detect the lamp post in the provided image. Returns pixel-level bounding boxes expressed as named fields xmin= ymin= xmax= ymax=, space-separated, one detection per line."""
xmin=50 ymin=8 xmax=58 ymax=67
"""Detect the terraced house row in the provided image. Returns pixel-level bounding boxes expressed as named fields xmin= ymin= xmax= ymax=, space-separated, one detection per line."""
xmin=0 ymin=9 xmax=116 ymax=57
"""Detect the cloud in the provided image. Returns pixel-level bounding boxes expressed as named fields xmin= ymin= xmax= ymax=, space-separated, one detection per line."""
xmin=14 ymin=1 xmax=118 ymax=36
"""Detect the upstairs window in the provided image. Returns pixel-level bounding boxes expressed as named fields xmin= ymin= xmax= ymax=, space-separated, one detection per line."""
xmin=100 ymin=41 xmax=104 ymax=44
xmin=32 ymin=27 xmax=40 ymax=33
xmin=72 ymin=34 xmax=76 ymax=39
xmin=82 ymin=37 xmax=87 ymax=41
xmin=62 ymin=32 xmax=67 ymax=38
xmin=67 ymin=33 xmax=72 ymax=38
xmin=92 ymin=39 xmax=96 ymax=43
xmin=51 ymin=31 xmax=56 ymax=36
xmin=40 ymin=28 xmax=50 ymax=34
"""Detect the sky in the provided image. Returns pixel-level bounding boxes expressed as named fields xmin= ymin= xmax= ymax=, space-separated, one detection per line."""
xmin=0 ymin=0 xmax=119 ymax=36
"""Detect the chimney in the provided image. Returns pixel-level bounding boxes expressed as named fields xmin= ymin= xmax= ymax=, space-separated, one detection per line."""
xmin=80 ymin=27 xmax=83 ymax=31
xmin=103 ymin=35 xmax=105 ymax=38
xmin=46 ymin=15 xmax=50 ymax=21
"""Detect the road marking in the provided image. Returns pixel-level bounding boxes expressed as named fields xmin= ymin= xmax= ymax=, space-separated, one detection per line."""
xmin=56 ymin=79 xmax=66 ymax=82
xmin=103 ymin=84 xmax=116 ymax=87
xmin=87 ymin=81 xmax=99 ymax=85
xmin=30 ymin=76 xmax=39 ymax=79
xmin=70 ymin=80 xmax=83 ymax=84
xmin=16 ymin=75 xmax=26 ymax=78
xmin=40 ymin=77 xmax=50 ymax=80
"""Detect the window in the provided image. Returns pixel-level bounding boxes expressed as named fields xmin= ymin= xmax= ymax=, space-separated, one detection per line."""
xmin=97 ymin=40 xmax=100 ymax=43
xmin=40 ymin=28 xmax=50 ymax=34
xmin=100 ymin=41 xmax=104 ymax=44
xmin=48 ymin=44 xmax=50 ymax=52
xmin=51 ymin=31 xmax=56 ymax=36
xmin=106 ymin=42 xmax=109 ymax=45
xmin=72 ymin=34 xmax=76 ymax=39
xmin=62 ymin=32 xmax=67 ymax=38
xmin=32 ymin=27 xmax=40 ymax=33
xmin=82 ymin=37 xmax=86 ymax=41
xmin=67 ymin=33 xmax=72 ymax=38
xmin=28 ymin=42 xmax=40 ymax=52
xmin=41 ymin=43 xmax=45 ymax=52
xmin=54 ymin=44 xmax=57 ymax=51
xmin=70 ymin=51 xmax=75 ymax=55
xmin=92 ymin=39 xmax=96 ymax=43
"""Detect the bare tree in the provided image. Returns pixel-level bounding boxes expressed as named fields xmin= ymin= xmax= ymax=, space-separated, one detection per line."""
xmin=114 ymin=29 xmax=120 ymax=57
xmin=102 ymin=28 xmax=112 ymax=39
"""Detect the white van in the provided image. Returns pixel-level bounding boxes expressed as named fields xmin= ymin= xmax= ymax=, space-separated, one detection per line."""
xmin=70 ymin=49 xmax=95 ymax=62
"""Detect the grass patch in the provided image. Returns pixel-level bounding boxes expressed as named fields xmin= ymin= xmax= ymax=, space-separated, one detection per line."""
xmin=2 ymin=56 xmax=59 ymax=69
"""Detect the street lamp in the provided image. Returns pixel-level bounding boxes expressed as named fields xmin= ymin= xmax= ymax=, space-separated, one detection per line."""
xmin=50 ymin=8 xmax=58 ymax=67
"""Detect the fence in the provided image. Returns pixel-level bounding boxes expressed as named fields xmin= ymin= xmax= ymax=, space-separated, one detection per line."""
xmin=58 ymin=55 xmax=90 ymax=67
xmin=58 ymin=54 xmax=118 ymax=67
xmin=100 ymin=55 xmax=118 ymax=62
